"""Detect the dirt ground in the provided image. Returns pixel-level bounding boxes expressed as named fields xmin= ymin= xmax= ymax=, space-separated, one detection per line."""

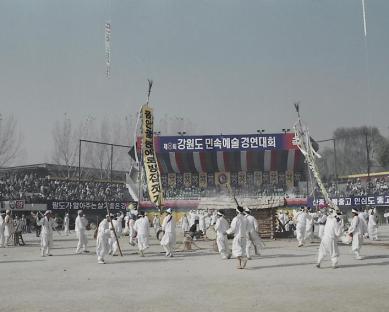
xmin=1 ymin=225 xmax=388 ymax=312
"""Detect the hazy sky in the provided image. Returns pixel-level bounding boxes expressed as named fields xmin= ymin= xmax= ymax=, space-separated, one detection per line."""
xmin=1 ymin=0 xmax=388 ymax=165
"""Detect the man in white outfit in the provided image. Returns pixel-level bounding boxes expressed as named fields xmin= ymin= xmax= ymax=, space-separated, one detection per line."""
xmin=317 ymin=210 xmax=328 ymax=240
xmin=134 ymin=211 xmax=150 ymax=257
xmin=116 ymin=212 xmax=124 ymax=236
xmin=227 ymin=206 xmax=248 ymax=269
xmin=160 ymin=208 xmax=176 ymax=257
xmin=316 ymin=209 xmax=343 ymax=269
xmin=244 ymin=208 xmax=263 ymax=259
xmin=0 ymin=212 xmax=5 ymax=248
xmin=348 ymin=208 xmax=365 ymax=260
xmin=63 ymin=213 xmax=70 ymax=235
xmin=4 ymin=210 xmax=14 ymax=247
xmin=214 ymin=210 xmax=230 ymax=260
xmin=181 ymin=214 xmax=190 ymax=233
xmin=96 ymin=214 xmax=112 ymax=264
xmin=37 ymin=210 xmax=57 ymax=257
xmin=294 ymin=207 xmax=307 ymax=247
xmin=368 ymin=208 xmax=378 ymax=241
xmin=128 ymin=215 xmax=136 ymax=246
xmin=304 ymin=207 xmax=315 ymax=243
xmin=75 ymin=210 xmax=89 ymax=254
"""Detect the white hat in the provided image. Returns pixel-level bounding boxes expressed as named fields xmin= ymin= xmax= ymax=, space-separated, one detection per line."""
xmin=44 ymin=210 xmax=52 ymax=216
xmin=217 ymin=210 xmax=224 ymax=216
xmin=244 ymin=207 xmax=251 ymax=213
xmin=352 ymin=208 xmax=359 ymax=214
xmin=166 ymin=208 xmax=172 ymax=214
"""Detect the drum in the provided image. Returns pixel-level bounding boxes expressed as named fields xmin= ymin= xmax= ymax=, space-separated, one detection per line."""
xmin=205 ymin=226 xmax=217 ymax=240
xmin=156 ymin=229 xmax=165 ymax=241
xmin=341 ymin=233 xmax=352 ymax=245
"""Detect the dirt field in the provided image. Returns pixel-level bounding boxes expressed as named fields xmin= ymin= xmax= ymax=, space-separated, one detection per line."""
xmin=1 ymin=226 xmax=388 ymax=312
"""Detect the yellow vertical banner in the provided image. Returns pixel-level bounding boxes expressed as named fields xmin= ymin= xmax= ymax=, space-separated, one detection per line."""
xmin=142 ymin=106 xmax=163 ymax=207
xmin=254 ymin=171 xmax=262 ymax=186
xmin=199 ymin=172 xmax=208 ymax=188
xmin=286 ymin=170 xmax=294 ymax=189
xmin=270 ymin=171 xmax=278 ymax=185
xmin=183 ymin=173 xmax=192 ymax=188
xmin=168 ymin=173 xmax=177 ymax=188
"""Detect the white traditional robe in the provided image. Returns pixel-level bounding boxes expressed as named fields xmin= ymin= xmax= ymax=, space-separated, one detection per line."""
xmin=227 ymin=213 xmax=248 ymax=258
xmin=317 ymin=215 xmax=343 ymax=266
xmin=96 ymin=219 xmax=111 ymax=262
xmin=37 ymin=216 xmax=57 ymax=256
xmin=134 ymin=217 xmax=150 ymax=252
xmin=214 ymin=216 xmax=230 ymax=259
xmin=295 ymin=211 xmax=307 ymax=246
xmin=75 ymin=215 xmax=88 ymax=253
xmin=160 ymin=214 xmax=176 ymax=256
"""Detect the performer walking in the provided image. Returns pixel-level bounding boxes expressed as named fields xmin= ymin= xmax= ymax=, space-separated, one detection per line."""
xmin=348 ymin=209 xmax=365 ymax=260
xmin=294 ymin=207 xmax=307 ymax=247
xmin=134 ymin=211 xmax=150 ymax=257
xmin=227 ymin=206 xmax=248 ymax=269
xmin=4 ymin=210 xmax=14 ymax=247
xmin=0 ymin=212 xmax=5 ymax=248
xmin=75 ymin=210 xmax=89 ymax=254
xmin=37 ymin=211 xmax=57 ymax=257
xmin=316 ymin=210 xmax=343 ymax=269
xmin=128 ymin=215 xmax=136 ymax=246
xmin=368 ymin=208 xmax=378 ymax=241
xmin=181 ymin=214 xmax=190 ymax=233
xmin=160 ymin=208 xmax=176 ymax=257
xmin=244 ymin=208 xmax=263 ymax=259
xmin=96 ymin=214 xmax=112 ymax=264
xmin=214 ymin=210 xmax=230 ymax=260
xmin=63 ymin=213 xmax=70 ymax=235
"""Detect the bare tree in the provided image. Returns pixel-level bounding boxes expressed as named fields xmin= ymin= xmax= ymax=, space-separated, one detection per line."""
xmin=51 ymin=114 xmax=80 ymax=177
xmin=0 ymin=113 xmax=23 ymax=167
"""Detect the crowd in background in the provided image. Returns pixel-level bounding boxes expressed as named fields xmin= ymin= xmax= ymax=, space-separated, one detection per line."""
xmin=1 ymin=172 xmax=389 ymax=204
xmin=0 ymin=173 xmax=132 ymax=203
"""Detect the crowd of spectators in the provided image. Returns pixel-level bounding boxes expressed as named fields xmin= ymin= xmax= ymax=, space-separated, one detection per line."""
xmin=0 ymin=173 xmax=132 ymax=203
xmin=324 ymin=177 xmax=389 ymax=197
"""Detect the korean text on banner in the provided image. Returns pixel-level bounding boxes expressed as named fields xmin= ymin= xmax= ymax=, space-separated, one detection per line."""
xmin=142 ymin=106 xmax=164 ymax=207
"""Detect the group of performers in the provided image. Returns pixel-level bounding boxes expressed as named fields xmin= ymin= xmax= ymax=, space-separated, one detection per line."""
xmin=5 ymin=202 xmax=380 ymax=270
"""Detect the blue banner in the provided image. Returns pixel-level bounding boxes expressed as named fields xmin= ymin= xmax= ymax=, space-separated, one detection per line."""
xmin=157 ymin=133 xmax=298 ymax=152
xmin=308 ymin=195 xmax=389 ymax=208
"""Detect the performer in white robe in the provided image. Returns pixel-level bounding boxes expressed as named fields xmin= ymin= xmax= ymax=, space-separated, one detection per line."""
xmin=227 ymin=206 xmax=248 ymax=269
xmin=348 ymin=208 xmax=365 ymax=260
xmin=63 ymin=213 xmax=70 ymax=235
xmin=37 ymin=211 xmax=57 ymax=257
xmin=244 ymin=208 xmax=263 ymax=259
xmin=316 ymin=210 xmax=343 ymax=269
xmin=75 ymin=210 xmax=89 ymax=254
xmin=128 ymin=215 xmax=136 ymax=246
xmin=152 ymin=214 xmax=161 ymax=235
xmin=214 ymin=210 xmax=230 ymax=259
xmin=368 ymin=208 xmax=378 ymax=241
xmin=294 ymin=207 xmax=307 ymax=247
xmin=0 ymin=212 xmax=5 ymax=248
xmin=96 ymin=215 xmax=112 ymax=264
xmin=160 ymin=208 xmax=176 ymax=257
xmin=317 ymin=210 xmax=328 ymax=240
xmin=4 ymin=210 xmax=14 ymax=247
xmin=134 ymin=211 xmax=150 ymax=256
xmin=304 ymin=208 xmax=315 ymax=242
xmin=181 ymin=214 xmax=190 ymax=233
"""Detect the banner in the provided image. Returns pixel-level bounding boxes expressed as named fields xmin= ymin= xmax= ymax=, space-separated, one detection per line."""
xmin=199 ymin=173 xmax=207 ymax=188
xmin=254 ymin=171 xmax=262 ymax=186
xmin=215 ymin=172 xmax=231 ymax=186
xmin=168 ymin=173 xmax=176 ymax=188
xmin=286 ymin=170 xmax=294 ymax=189
xmin=142 ymin=106 xmax=164 ymax=207
xmin=48 ymin=201 xmax=130 ymax=211
xmin=270 ymin=171 xmax=278 ymax=185
xmin=158 ymin=133 xmax=298 ymax=152
xmin=238 ymin=171 xmax=246 ymax=186
xmin=308 ymin=195 xmax=389 ymax=208
xmin=183 ymin=173 xmax=192 ymax=188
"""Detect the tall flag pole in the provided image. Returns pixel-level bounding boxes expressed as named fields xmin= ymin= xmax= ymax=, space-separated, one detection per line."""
xmin=293 ymin=103 xmax=338 ymax=211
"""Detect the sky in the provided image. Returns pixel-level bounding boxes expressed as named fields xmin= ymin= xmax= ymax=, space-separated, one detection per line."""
xmin=1 ymin=0 xmax=389 ymax=165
